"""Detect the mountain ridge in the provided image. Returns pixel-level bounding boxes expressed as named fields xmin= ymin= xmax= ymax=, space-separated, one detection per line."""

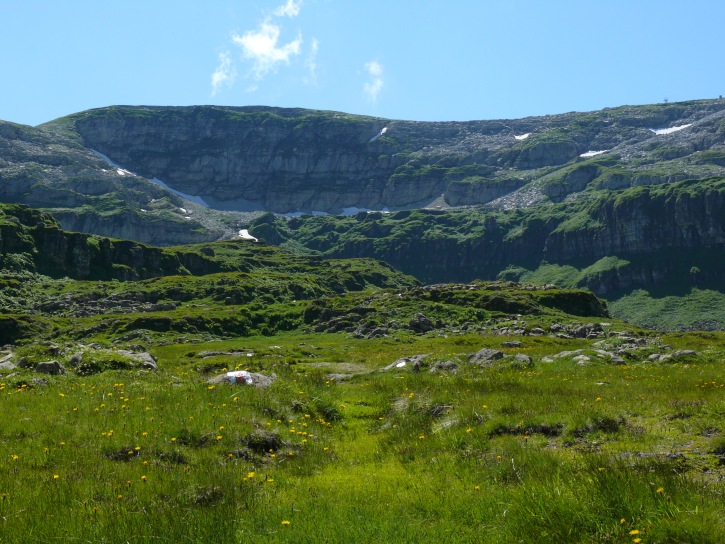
xmin=38 ymin=99 xmax=725 ymax=217
xmin=2 ymin=99 xmax=725 ymax=328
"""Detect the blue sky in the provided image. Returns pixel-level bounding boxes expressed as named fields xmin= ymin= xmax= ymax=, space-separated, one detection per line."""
xmin=1 ymin=0 xmax=723 ymax=127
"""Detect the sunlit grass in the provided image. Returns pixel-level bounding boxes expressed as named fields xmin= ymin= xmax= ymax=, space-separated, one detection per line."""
xmin=1 ymin=330 xmax=724 ymax=542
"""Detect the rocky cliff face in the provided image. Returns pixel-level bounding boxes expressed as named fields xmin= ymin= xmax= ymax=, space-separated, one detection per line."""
xmin=543 ymin=180 xmax=725 ymax=261
xmin=0 ymin=119 xmax=245 ymax=245
xmin=252 ymin=177 xmax=725 ymax=296
xmin=0 ymin=203 xmax=190 ymax=280
xmin=46 ymin=100 xmax=725 ymax=215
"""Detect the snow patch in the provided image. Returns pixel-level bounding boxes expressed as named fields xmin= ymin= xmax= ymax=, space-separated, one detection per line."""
xmin=649 ymin=124 xmax=692 ymax=135
xmin=90 ymin=149 xmax=122 ymax=168
xmin=369 ymin=126 xmax=388 ymax=142
xmin=116 ymin=168 xmax=132 ymax=176
xmin=179 ymin=208 xmax=187 ymax=214
xmin=580 ymin=150 xmax=608 ymax=158
xmin=140 ymin=209 xmax=147 ymax=213
xmin=238 ymin=229 xmax=258 ymax=242
xmin=286 ymin=207 xmax=391 ymax=217
xmin=283 ymin=211 xmax=329 ymax=217
xmin=514 ymin=133 xmax=531 ymax=140
xmin=342 ymin=207 xmax=391 ymax=215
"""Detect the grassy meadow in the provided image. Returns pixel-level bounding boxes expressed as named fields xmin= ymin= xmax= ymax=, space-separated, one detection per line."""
xmin=1 ymin=328 xmax=723 ymax=543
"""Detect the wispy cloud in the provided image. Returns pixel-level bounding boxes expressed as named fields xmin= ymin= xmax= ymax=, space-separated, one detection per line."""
xmin=232 ymin=22 xmax=302 ymax=81
xmin=273 ymin=0 xmax=302 ymax=18
xmin=210 ymin=51 xmax=236 ymax=96
xmin=363 ymin=61 xmax=384 ymax=103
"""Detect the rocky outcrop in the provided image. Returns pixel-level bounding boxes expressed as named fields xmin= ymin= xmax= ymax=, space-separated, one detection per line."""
xmin=35 ymin=360 xmax=67 ymax=375
xmin=543 ymin=179 xmax=725 ymax=261
xmin=445 ymin=176 xmax=528 ymax=206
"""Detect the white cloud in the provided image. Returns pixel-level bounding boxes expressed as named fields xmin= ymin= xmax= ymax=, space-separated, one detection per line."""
xmin=210 ymin=50 xmax=236 ymax=96
xmin=232 ymin=22 xmax=302 ymax=81
xmin=213 ymin=0 xmax=311 ymax=92
xmin=273 ymin=0 xmax=302 ymax=18
xmin=364 ymin=61 xmax=384 ymax=103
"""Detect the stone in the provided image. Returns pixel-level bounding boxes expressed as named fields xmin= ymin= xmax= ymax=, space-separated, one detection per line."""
xmin=469 ymin=348 xmax=504 ymax=365
xmin=366 ymin=327 xmax=389 ymax=339
xmin=207 ymin=371 xmax=276 ymax=388
xmin=573 ymin=355 xmax=591 ymax=366
xmin=609 ymin=354 xmax=626 ymax=365
xmin=429 ymin=360 xmax=459 ymax=374
xmin=35 ymin=360 xmax=67 ymax=375
xmin=501 ymin=341 xmax=522 ymax=348
xmin=552 ymin=349 xmax=583 ymax=359
xmin=673 ymin=350 xmax=697 ymax=359
xmin=68 ymin=353 xmax=83 ymax=367
xmin=383 ymin=354 xmax=429 ymax=372
xmin=659 ymin=350 xmax=697 ymax=363
xmin=17 ymin=357 xmax=32 ymax=368
xmin=408 ymin=313 xmax=434 ymax=333
xmin=513 ymin=354 xmax=533 ymax=366
xmin=325 ymin=373 xmax=353 ymax=382
xmin=115 ymin=350 xmax=158 ymax=370
xmin=595 ymin=350 xmax=626 ymax=365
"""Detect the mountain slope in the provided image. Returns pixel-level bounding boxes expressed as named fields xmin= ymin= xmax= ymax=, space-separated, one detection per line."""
xmin=3 ymin=100 xmax=725 ymax=328
xmin=0 ymin=119 xmax=254 ymax=245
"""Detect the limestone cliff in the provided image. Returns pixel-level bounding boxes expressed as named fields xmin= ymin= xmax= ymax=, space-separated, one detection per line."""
xmin=0 ymin=119 xmax=244 ymax=245
xmin=254 ymin=177 xmax=725 ymax=296
xmin=44 ymin=100 xmax=725 ymax=215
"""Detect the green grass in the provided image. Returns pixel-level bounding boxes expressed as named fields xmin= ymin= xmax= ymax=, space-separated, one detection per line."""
xmin=1 ymin=329 xmax=723 ymax=543
xmin=610 ymin=288 xmax=725 ymax=330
